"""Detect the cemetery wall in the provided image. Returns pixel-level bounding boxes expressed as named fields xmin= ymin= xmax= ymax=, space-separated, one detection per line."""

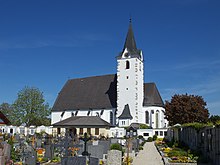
xmin=0 ymin=125 xmax=53 ymax=135
xmin=167 ymin=126 xmax=220 ymax=165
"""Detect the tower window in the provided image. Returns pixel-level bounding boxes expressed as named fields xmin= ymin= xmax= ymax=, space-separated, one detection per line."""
xmin=145 ymin=111 xmax=149 ymax=124
xmin=126 ymin=61 xmax=130 ymax=69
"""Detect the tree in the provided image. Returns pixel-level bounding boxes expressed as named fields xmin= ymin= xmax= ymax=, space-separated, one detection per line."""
xmin=13 ymin=86 xmax=51 ymax=126
xmin=165 ymin=94 xmax=209 ymax=126
xmin=208 ymin=115 xmax=220 ymax=125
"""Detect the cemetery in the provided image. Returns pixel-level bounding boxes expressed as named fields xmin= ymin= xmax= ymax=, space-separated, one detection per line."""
xmin=0 ymin=122 xmax=164 ymax=165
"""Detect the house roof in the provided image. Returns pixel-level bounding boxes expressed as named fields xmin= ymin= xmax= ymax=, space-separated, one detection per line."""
xmin=52 ymin=75 xmax=164 ymax=112
xmin=53 ymin=116 xmax=111 ymax=128
xmin=52 ymin=74 xmax=117 ymax=111
xmin=0 ymin=111 xmax=11 ymax=125
xmin=143 ymin=83 xmax=164 ymax=107
xmin=118 ymin=104 xmax=133 ymax=119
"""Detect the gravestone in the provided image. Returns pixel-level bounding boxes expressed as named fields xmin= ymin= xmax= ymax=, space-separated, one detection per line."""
xmin=88 ymin=145 xmax=104 ymax=159
xmin=89 ymin=157 xmax=99 ymax=165
xmin=110 ymin=138 xmax=118 ymax=144
xmin=61 ymin=156 xmax=87 ymax=165
xmin=107 ymin=150 xmax=122 ymax=165
xmin=45 ymin=144 xmax=53 ymax=159
xmin=23 ymin=144 xmax=37 ymax=165
xmin=88 ymin=140 xmax=110 ymax=159
xmin=36 ymin=139 xmax=42 ymax=148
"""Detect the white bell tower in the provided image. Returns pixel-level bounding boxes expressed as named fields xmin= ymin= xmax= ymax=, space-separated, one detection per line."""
xmin=117 ymin=20 xmax=144 ymax=126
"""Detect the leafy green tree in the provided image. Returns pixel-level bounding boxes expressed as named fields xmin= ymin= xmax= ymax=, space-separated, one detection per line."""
xmin=13 ymin=86 xmax=51 ymax=126
xmin=208 ymin=115 xmax=220 ymax=125
xmin=165 ymin=94 xmax=209 ymax=126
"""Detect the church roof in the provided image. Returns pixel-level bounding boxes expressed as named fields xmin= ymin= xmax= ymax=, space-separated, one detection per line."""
xmin=53 ymin=116 xmax=111 ymax=128
xmin=143 ymin=83 xmax=164 ymax=107
xmin=0 ymin=111 xmax=11 ymax=125
xmin=52 ymin=74 xmax=117 ymax=111
xmin=118 ymin=21 xmax=141 ymax=59
xmin=118 ymin=104 xmax=133 ymax=120
xmin=52 ymin=75 xmax=164 ymax=112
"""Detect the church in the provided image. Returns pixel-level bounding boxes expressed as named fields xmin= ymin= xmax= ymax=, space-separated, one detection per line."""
xmin=51 ymin=21 xmax=168 ymax=130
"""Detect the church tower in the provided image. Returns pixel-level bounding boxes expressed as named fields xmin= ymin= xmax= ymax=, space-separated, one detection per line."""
xmin=117 ymin=21 xmax=144 ymax=127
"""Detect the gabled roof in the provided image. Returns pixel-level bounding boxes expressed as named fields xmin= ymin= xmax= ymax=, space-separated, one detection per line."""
xmin=53 ymin=116 xmax=111 ymax=128
xmin=0 ymin=111 xmax=11 ymax=125
xmin=118 ymin=104 xmax=133 ymax=120
xmin=52 ymin=75 xmax=164 ymax=112
xmin=143 ymin=83 xmax=164 ymax=107
xmin=118 ymin=21 xmax=141 ymax=59
xmin=52 ymin=74 xmax=117 ymax=111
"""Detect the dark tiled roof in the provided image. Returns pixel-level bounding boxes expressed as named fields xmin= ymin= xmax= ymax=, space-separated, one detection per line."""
xmin=53 ymin=116 xmax=111 ymax=128
xmin=143 ymin=83 xmax=164 ymax=107
xmin=52 ymin=74 xmax=117 ymax=111
xmin=118 ymin=21 xmax=141 ymax=59
xmin=0 ymin=111 xmax=11 ymax=125
xmin=118 ymin=104 xmax=133 ymax=119
xmin=52 ymin=75 xmax=164 ymax=112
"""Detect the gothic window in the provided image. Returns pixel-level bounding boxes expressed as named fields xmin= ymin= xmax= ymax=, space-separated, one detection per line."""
xmin=145 ymin=111 xmax=149 ymax=124
xmin=156 ymin=110 xmax=159 ymax=128
xmin=110 ymin=111 xmax=113 ymax=125
xmin=126 ymin=61 xmax=130 ymax=69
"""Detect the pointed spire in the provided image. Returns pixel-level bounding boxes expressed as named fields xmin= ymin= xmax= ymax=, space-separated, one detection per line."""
xmin=123 ymin=19 xmax=138 ymax=54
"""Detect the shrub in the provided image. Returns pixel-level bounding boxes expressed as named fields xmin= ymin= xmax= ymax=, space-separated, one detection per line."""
xmin=153 ymin=135 xmax=157 ymax=141
xmin=138 ymin=135 xmax=143 ymax=139
xmin=139 ymin=146 xmax=143 ymax=150
xmin=110 ymin=143 xmax=122 ymax=151
xmin=167 ymin=149 xmax=187 ymax=157
xmin=147 ymin=137 xmax=153 ymax=142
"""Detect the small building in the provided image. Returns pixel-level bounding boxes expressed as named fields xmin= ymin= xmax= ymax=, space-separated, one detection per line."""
xmin=52 ymin=116 xmax=112 ymax=137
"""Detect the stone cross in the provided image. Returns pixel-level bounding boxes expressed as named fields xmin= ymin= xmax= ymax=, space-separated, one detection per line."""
xmin=80 ymin=132 xmax=91 ymax=156
xmin=53 ymin=132 xmax=83 ymax=157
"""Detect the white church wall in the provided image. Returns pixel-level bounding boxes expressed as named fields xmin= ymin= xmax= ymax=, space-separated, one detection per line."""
xmin=142 ymin=106 xmax=168 ymax=129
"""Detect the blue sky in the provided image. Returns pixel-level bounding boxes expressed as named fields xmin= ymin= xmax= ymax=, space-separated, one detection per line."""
xmin=0 ymin=0 xmax=219 ymax=115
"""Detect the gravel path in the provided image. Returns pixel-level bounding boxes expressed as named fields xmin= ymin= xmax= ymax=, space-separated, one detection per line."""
xmin=132 ymin=142 xmax=164 ymax=165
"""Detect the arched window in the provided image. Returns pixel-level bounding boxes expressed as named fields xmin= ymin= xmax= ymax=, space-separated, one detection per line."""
xmin=126 ymin=61 xmax=130 ymax=69
xmin=145 ymin=111 xmax=149 ymax=124
xmin=156 ymin=110 xmax=159 ymax=128
xmin=110 ymin=111 xmax=113 ymax=125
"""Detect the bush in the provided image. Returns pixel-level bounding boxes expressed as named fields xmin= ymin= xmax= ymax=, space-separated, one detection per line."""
xmin=138 ymin=135 xmax=143 ymax=139
xmin=153 ymin=135 xmax=157 ymax=141
xmin=147 ymin=137 xmax=153 ymax=142
xmin=167 ymin=149 xmax=187 ymax=157
xmin=110 ymin=143 xmax=122 ymax=151
xmin=139 ymin=146 xmax=143 ymax=150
